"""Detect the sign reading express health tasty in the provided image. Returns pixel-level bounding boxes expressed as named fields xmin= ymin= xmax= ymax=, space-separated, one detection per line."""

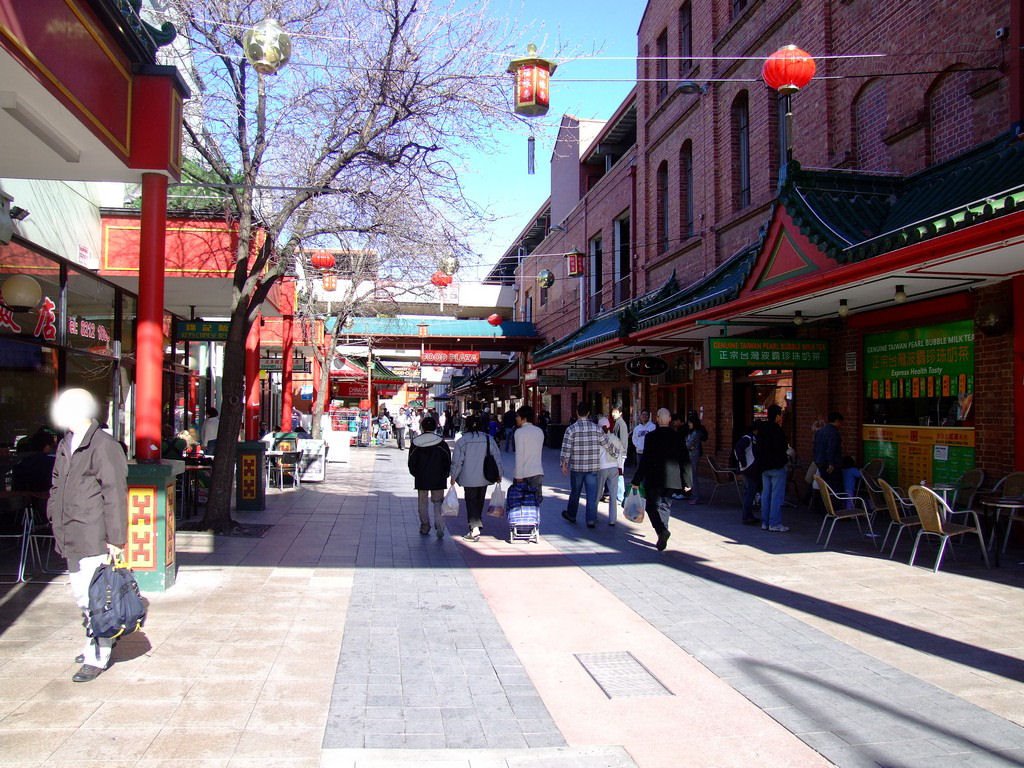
xmin=707 ymin=338 xmax=828 ymax=369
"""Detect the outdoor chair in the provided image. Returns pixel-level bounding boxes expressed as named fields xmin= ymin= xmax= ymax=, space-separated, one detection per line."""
xmin=861 ymin=458 xmax=884 ymax=483
xmin=1001 ymin=506 xmax=1024 ymax=554
xmin=705 ymin=456 xmax=743 ymax=505
xmin=815 ymin=474 xmax=877 ymax=550
xmin=951 ymin=468 xmax=984 ymax=514
xmin=878 ymin=478 xmax=921 ymax=558
xmin=907 ymin=485 xmax=989 ymax=572
xmin=858 ymin=472 xmax=887 ymax=522
xmin=991 ymin=471 xmax=1024 ymax=498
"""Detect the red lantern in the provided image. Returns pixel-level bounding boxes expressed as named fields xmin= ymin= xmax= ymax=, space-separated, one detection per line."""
xmin=507 ymin=43 xmax=557 ymax=117
xmin=430 ymin=271 xmax=451 ymax=287
xmin=321 ymin=274 xmax=337 ymax=292
xmin=487 ymin=313 xmax=502 ymax=326
xmin=761 ymin=45 xmax=816 ymax=95
xmin=310 ymin=251 xmax=336 ymax=270
xmin=565 ymin=248 xmax=585 ymax=278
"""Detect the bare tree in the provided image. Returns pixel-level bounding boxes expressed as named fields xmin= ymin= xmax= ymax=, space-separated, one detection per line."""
xmin=163 ymin=0 xmax=515 ymax=531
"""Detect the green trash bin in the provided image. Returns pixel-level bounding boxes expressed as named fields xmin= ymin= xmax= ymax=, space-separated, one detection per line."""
xmin=236 ymin=441 xmax=266 ymax=511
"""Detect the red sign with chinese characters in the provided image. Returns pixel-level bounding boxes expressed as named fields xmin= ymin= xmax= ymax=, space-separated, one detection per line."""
xmin=422 ymin=350 xmax=481 ymax=366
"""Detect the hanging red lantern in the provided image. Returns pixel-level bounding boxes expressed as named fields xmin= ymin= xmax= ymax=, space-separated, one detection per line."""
xmin=507 ymin=43 xmax=557 ymax=117
xmin=322 ymin=274 xmax=337 ymax=292
xmin=761 ymin=45 xmax=816 ymax=95
xmin=310 ymin=251 xmax=336 ymax=270
xmin=487 ymin=313 xmax=502 ymax=326
xmin=565 ymin=248 xmax=585 ymax=278
xmin=430 ymin=271 xmax=450 ymax=287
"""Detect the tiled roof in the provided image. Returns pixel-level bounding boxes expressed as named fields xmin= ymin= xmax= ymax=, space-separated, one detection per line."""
xmin=326 ymin=316 xmax=538 ymax=339
xmin=633 ymin=243 xmax=761 ymax=331
xmin=531 ymin=312 xmax=628 ymax=364
xmin=782 ymin=130 xmax=1024 ymax=263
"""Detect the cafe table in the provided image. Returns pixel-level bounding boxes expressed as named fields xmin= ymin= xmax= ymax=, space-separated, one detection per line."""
xmin=979 ymin=496 xmax=1024 ymax=568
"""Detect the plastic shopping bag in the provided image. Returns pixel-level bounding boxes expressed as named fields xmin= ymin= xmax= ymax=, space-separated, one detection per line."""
xmin=622 ymin=487 xmax=645 ymax=523
xmin=487 ymin=485 xmax=506 ymax=517
xmin=442 ymin=485 xmax=460 ymax=517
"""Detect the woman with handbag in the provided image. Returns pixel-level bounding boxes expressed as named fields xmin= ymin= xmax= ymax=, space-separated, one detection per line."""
xmin=450 ymin=415 xmax=503 ymax=541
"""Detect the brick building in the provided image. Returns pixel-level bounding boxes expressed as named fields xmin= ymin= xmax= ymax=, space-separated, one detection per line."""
xmin=494 ymin=0 xmax=1024 ymax=490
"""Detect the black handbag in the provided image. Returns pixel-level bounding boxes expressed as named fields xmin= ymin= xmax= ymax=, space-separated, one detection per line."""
xmin=483 ymin=435 xmax=501 ymax=484
xmin=87 ymin=557 xmax=146 ymax=639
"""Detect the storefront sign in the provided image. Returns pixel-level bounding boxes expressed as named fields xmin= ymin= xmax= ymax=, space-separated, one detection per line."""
xmin=625 ymin=356 xmax=670 ymax=376
xmin=707 ymin=338 xmax=828 ymax=369
xmin=536 ymin=374 xmax=565 ymax=386
xmin=0 ymin=296 xmax=58 ymax=342
xmin=567 ymin=367 xmax=617 ymax=381
xmin=260 ymin=359 xmax=282 ymax=372
xmin=176 ymin=320 xmax=232 ymax=341
xmin=864 ymin=320 xmax=974 ymax=401
xmin=422 ymin=350 xmax=481 ymax=366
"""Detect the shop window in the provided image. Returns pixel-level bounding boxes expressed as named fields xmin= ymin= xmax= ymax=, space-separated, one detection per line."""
xmin=66 ymin=268 xmax=116 ymax=357
xmin=0 ymin=339 xmax=58 ymax=447
xmin=0 ymin=243 xmax=61 ymax=346
xmin=65 ymin=351 xmax=116 ymax=434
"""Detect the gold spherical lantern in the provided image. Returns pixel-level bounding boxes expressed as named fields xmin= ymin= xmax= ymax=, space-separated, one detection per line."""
xmin=243 ymin=18 xmax=292 ymax=75
xmin=536 ymin=269 xmax=554 ymax=288
xmin=0 ymin=274 xmax=42 ymax=312
xmin=438 ymin=255 xmax=460 ymax=276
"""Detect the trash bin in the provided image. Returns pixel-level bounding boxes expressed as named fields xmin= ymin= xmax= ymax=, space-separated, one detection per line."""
xmin=544 ymin=423 xmax=567 ymax=449
xmin=236 ymin=441 xmax=266 ymax=511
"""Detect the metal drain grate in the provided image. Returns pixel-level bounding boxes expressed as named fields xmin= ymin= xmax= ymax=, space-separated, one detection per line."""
xmin=574 ymin=651 xmax=673 ymax=699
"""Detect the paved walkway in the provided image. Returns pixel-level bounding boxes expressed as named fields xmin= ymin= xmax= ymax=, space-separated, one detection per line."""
xmin=0 ymin=440 xmax=1022 ymax=767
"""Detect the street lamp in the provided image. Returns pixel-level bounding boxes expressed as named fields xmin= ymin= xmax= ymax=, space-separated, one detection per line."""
xmin=762 ymin=45 xmax=816 ymax=181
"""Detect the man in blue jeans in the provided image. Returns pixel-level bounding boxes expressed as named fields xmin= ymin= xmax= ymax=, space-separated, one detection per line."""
xmin=756 ymin=404 xmax=791 ymax=532
xmin=560 ymin=403 xmax=619 ymax=528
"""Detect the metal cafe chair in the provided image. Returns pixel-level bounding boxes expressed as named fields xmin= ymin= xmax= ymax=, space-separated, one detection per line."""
xmin=908 ymin=485 xmax=989 ymax=573
xmin=814 ymin=474 xmax=877 ymax=550
xmin=877 ymin=478 xmax=921 ymax=558
xmin=705 ymin=456 xmax=743 ymax=505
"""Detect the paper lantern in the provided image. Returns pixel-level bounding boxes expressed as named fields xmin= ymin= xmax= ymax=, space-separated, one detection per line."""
xmin=565 ymin=248 xmax=585 ymax=278
xmin=487 ymin=313 xmax=502 ymax=326
xmin=430 ymin=271 xmax=451 ymax=287
xmin=243 ymin=18 xmax=292 ymax=75
xmin=0 ymin=274 xmax=42 ymax=312
xmin=761 ymin=45 xmax=816 ymax=95
xmin=536 ymin=269 xmax=555 ymax=288
xmin=438 ymin=255 xmax=459 ymax=275
xmin=310 ymin=251 xmax=335 ymax=270
xmin=507 ymin=43 xmax=557 ymax=117
xmin=321 ymin=274 xmax=337 ymax=292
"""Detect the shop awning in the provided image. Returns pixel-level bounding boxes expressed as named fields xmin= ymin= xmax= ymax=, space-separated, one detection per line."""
xmin=325 ymin=317 xmax=541 ymax=352
xmin=329 ymin=356 xmax=404 ymax=383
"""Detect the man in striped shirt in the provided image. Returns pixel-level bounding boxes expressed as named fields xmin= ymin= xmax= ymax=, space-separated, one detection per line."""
xmin=560 ymin=403 xmax=619 ymax=528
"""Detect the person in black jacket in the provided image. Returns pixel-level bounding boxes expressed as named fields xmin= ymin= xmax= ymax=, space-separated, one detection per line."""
xmin=408 ymin=415 xmax=452 ymax=538
xmin=630 ymin=408 xmax=684 ymax=551
xmin=756 ymin=404 xmax=791 ymax=532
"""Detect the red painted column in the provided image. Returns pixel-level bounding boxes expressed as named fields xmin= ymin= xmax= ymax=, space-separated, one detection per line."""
xmin=245 ymin=317 xmax=261 ymax=439
xmin=1014 ymin=276 xmax=1024 ymax=471
xmin=280 ymin=313 xmax=294 ymax=432
xmin=134 ymin=173 xmax=168 ymax=462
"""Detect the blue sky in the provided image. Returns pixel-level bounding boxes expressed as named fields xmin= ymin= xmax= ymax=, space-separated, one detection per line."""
xmin=460 ymin=0 xmax=645 ymax=280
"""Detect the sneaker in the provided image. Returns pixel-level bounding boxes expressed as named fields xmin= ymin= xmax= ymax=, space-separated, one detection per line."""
xmin=419 ymin=523 xmax=430 ymax=535
xmin=656 ymin=530 xmax=671 ymax=551
xmin=462 ymin=528 xmax=480 ymax=542
xmin=561 ymin=510 xmax=577 ymax=525
xmin=761 ymin=524 xmax=769 ymax=530
xmin=671 ymin=492 xmax=684 ymax=500
xmin=769 ymin=524 xmax=790 ymax=532
xmin=72 ymin=664 xmax=105 ymax=683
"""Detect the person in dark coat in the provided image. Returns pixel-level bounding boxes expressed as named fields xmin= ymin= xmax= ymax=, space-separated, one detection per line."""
xmin=46 ymin=389 xmax=127 ymax=683
xmin=631 ymin=408 xmax=684 ymax=551
xmin=408 ymin=415 xmax=452 ymax=539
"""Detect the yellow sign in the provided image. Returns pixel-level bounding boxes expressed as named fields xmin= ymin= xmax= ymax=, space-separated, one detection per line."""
xmin=127 ymin=486 xmax=157 ymax=571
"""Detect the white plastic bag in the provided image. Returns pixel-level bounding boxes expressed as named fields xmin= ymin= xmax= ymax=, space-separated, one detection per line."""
xmin=623 ymin=487 xmax=645 ymax=523
xmin=442 ymin=486 xmax=460 ymax=517
xmin=487 ymin=485 xmax=506 ymax=517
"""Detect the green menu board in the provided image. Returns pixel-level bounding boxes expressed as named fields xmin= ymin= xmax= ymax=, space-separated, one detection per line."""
xmin=864 ymin=320 xmax=974 ymax=401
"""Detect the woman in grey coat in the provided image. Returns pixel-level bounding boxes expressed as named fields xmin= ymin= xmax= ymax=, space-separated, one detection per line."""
xmin=450 ymin=415 xmax=503 ymax=541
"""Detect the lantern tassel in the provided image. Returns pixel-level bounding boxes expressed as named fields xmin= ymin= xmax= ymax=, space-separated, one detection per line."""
xmin=527 ymin=135 xmax=536 ymax=175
